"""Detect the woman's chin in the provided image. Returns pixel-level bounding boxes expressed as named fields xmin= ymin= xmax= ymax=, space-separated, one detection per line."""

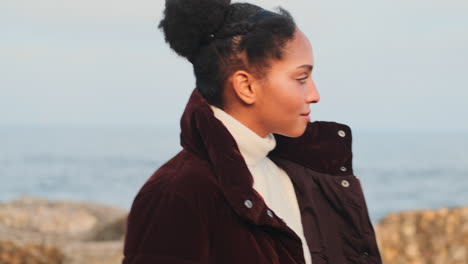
xmin=279 ymin=124 xmax=308 ymax=138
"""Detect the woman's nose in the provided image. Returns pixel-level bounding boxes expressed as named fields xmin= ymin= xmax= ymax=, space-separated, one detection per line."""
xmin=306 ymin=79 xmax=320 ymax=103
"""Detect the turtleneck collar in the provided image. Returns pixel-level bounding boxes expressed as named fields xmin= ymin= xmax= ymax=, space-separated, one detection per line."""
xmin=209 ymin=104 xmax=276 ymax=167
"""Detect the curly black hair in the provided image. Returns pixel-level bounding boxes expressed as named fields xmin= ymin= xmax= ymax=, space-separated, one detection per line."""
xmin=158 ymin=0 xmax=297 ymax=108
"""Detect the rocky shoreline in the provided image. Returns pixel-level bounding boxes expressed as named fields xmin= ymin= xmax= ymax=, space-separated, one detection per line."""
xmin=0 ymin=196 xmax=126 ymax=264
xmin=1 ymin=196 xmax=467 ymax=264
xmin=375 ymin=206 xmax=468 ymax=264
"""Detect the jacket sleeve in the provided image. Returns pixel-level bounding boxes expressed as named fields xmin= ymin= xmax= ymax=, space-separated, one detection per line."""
xmin=122 ymin=189 xmax=210 ymax=264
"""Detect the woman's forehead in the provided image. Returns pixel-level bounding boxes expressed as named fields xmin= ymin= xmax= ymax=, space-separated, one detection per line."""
xmin=277 ymin=31 xmax=314 ymax=69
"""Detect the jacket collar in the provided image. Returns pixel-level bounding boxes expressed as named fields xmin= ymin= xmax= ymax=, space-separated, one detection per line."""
xmin=180 ymin=87 xmax=354 ymax=227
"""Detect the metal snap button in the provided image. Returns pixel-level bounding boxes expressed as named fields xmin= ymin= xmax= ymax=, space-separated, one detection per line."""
xmin=338 ymin=130 xmax=346 ymax=137
xmin=244 ymin=199 xmax=253 ymax=208
xmin=267 ymin=209 xmax=273 ymax=218
xmin=355 ymin=175 xmax=360 ymax=180
xmin=363 ymin=251 xmax=369 ymax=257
xmin=341 ymin=180 xmax=350 ymax=187
xmin=340 ymin=166 xmax=347 ymax=172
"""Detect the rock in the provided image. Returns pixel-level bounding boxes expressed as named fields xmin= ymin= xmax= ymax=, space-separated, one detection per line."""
xmin=0 ymin=195 xmax=128 ymax=243
xmin=0 ymin=240 xmax=64 ymax=264
xmin=0 ymin=202 xmax=97 ymax=235
xmin=89 ymin=215 xmax=128 ymax=241
xmin=62 ymin=241 xmax=123 ymax=264
xmin=375 ymin=206 xmax=468 ymax=264
xmin=0 ymin=196 xmax=128 ymax=264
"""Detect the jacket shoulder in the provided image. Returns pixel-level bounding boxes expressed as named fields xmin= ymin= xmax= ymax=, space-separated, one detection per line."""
xmin=271 ymin=120 xmax=354 ymax=175
xmin=123 ymin=150 xmax=222 ymax=262
xmin=312 ymin=120 xmax=353 ymax=135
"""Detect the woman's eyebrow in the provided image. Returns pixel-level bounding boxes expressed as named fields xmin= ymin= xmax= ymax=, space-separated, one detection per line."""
xmin=296 ymin=64 xmax=313 ymax=71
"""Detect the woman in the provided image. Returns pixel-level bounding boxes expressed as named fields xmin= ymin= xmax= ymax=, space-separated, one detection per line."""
xmin=123 ymin=0 xmax=382 ymax=263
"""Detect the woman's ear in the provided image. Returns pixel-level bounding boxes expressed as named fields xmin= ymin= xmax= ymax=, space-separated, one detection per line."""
xmin=230 ymin=70 xmax=257 ymax=105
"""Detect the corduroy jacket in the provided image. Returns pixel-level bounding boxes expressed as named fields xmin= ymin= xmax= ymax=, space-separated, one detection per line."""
xmin=122 ymin=87 xmax=383 ymax=264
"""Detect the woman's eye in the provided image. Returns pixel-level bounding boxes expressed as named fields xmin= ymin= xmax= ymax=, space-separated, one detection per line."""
xmin=297 ymin=75 xmax=308 ymax=84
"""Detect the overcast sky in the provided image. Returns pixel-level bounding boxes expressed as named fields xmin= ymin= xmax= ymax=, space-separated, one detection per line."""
xmin=1 ymin=0 xmax=467 ymax=131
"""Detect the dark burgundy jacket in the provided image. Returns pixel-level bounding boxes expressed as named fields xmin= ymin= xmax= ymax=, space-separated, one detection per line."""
xmin=122 ymin=87 xmax=382 ymax=264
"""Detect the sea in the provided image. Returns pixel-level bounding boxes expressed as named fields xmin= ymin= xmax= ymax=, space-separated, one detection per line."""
xmin=1 ymin=124 xmax=467 ymax=224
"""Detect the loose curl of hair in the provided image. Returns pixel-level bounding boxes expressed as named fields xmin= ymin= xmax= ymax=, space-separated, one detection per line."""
xmin=158 ymin=0 xmax=297 ymax=108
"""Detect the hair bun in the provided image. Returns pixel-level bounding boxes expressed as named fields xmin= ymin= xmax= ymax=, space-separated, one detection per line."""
xmin=158 ymin=0 xmax=231 ymax=60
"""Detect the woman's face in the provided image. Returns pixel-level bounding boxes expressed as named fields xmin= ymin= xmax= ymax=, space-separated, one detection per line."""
xmin=254 ymin=28 xmax=320 ymax=138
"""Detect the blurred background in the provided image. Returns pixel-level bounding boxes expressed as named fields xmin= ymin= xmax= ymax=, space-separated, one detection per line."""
xmin=1 ymin=0 xmax=467 ymax=263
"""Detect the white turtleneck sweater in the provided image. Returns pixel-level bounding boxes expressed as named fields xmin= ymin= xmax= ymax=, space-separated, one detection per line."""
xmin=209 ymin=104 xmax=312 ymax=264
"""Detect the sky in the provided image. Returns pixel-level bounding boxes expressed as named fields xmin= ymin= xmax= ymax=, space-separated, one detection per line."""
xmin=1 ymin=0 xmax=467 ymax=132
